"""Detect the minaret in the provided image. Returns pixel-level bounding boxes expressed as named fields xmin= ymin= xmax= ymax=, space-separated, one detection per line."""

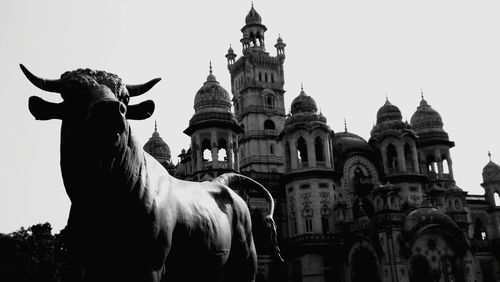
xmin=410 ymin=92 xmax=455 ymax=187
xmin=226 ymin=4 xmax=287 ymax=185
xmin=184 ymin=63 xmax=243 ymax=181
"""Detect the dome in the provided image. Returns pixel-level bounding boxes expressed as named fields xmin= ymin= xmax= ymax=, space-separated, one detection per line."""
xmin=376 ymin=99 xmax=402 ymax=124
xmin=245 ymin=5 xmax=262 ymax=25
xmin=333 ymin=131 xmax=372 ymax=155
xmin=143 ymin=123 xmax=171 ymax=162
xmin=410 ymin=98 xmax=443 ymax=132
xmin=403 ymin=202 xmax=459 ymax=235
xmin=193 ymin=68 xmax=231 ymax=112
xmin=290 ymin=88 xmax=318 ymax=115
xmin=483 ymin=153 xmax=500 ymax=182
xmin=277 ymin=35 xmax=283 ymax=44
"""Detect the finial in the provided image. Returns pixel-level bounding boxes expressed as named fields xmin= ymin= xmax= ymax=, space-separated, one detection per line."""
xmin=251 ymin=1 xmax=254 ymax=8
xmin=489 ymin=151 xmax=492 ymax=161
xmin=385 ymin=91 xmax=388 ymax=101
xmin=209 ymin=60 xmax=213 ymax=74
xmin=344 ymin=118 xmax=348 ymax=133
xmin=154 ymin=120 xmax=157 ymax=132
xmin=420 ymin=88 xmax=424 ymax=100
xmin=301 ymin=82 xmax=304 ymax=92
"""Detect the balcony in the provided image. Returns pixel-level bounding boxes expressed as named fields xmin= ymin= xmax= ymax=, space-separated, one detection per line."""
xmin=202 ymin=161 xmax=229 ymax=169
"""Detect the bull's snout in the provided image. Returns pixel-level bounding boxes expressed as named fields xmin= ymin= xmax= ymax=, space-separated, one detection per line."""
xmin=88 ymin=100 xmax=127 ymax=139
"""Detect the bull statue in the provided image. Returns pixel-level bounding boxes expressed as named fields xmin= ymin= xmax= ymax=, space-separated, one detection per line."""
xmin=21 ymin=64 xmax=282 ymax=282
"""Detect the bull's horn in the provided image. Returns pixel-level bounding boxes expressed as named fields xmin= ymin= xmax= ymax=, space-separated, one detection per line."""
xmin=126 ymin=78 xmax=161 ymax=97
xmin=20 ymin=64 xmax=62 ymax=93
xmin=28 ymin=96 xmax=64 ymax=120
xmin=126 ymin=100 xmax=155 ymax=120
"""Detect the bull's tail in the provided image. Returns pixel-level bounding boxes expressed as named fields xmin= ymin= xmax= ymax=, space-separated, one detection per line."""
xmin=213 ymin=172 xmax=284 ymax=262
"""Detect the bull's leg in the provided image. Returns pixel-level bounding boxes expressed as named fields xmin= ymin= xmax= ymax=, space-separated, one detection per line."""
xmin=222 ymin=225 xmax=257 ymax=282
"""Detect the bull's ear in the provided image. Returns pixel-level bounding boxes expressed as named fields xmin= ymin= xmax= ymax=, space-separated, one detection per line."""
xmin=126 ymin=100 xmax=155 ymax=120
xmin=28 ymin=96 xmax=64 ymax=120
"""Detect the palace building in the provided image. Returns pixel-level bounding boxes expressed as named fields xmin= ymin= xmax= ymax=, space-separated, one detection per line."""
xmin=144 ymin=5 xmax=500 ymax=282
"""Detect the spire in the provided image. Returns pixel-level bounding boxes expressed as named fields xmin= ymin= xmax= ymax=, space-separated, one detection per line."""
xmin=420 ymin=88 xmax=424 ymax=100
xmin=206 ymin=61 xmax=216 ymax=82
xmin=152 ymin=120 xmax=160 ymax=138
xmin=301 ymin=82 xmax=304 ymax=92
xmin=344 ymin=118 xmax=348 ymax=133
xmin=489 ymin=151 xmax=492 ymax=162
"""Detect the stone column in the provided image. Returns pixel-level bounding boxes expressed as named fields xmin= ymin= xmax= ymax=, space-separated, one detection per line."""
xmin=227 ymin=133 xmax=234 ymax=170
xmin=234 ymin=145 xmax=239 ymax=172
xmin=381 ymin=146 xmax=388 ymax=174
xmin=412 ymin=144 xmax=419 ymax=173
xmin=195 ymin=135 xmax=203 ymax=172
xmin=434 ymin=148 xmax=443 ymax=177
xmin=211 ymin=132 xmax=218 ymax=168
xmin=307 ymin=136 xmax=316 ymax=167
xmin=324 ymin=135 xmax=332 ymax=168
xmin=447 ymin=154 xmax=454 ymax=180
xmin=396 ymin=143 xmax=406 ymax=172
xmin=290 ymin=138 xmax=298 ymax=170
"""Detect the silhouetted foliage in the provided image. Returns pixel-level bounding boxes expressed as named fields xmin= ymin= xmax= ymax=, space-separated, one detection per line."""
xmin=0 ymin=223 xmax=83 ymax=282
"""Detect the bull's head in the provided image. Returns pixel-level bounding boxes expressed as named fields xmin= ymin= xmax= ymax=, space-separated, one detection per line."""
xmin=21 ymin=64 xmax=160 ymax=145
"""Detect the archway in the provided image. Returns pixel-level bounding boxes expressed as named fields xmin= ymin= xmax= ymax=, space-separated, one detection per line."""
xmin=410 ymin=255 xmax=433 ymax=282
xmin=348 ymin=243 xmax=381 ymax=282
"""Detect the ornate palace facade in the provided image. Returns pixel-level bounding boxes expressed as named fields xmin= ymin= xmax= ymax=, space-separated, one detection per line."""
xmin=143 ymin=5 xmax=500 ymax=282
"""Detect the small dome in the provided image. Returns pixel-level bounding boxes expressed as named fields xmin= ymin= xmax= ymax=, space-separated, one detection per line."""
xmin=277 ymin=35 xmax=283 ymax=44
xmin=483 ymin=154 xmax=500 ymax=182
xmin=410 ymin=98 xmax=443 ymax=132
xmin=290 ymin=88 xmax=318 ymax=115
xmin=333 ymin=131 xmax=372 ymax=155
xmin=245 ymin=5 xmax=262 ymax=25
xmin=403 ymin=204 xmax=459 ymax=235
xmin=193 ymin=68 xmax=231 ymax=112
xmin=143 ymin=124 xmax=171 ymax=162
xmin=227 ymin=45 xmax=234 ymax=54
xmin=376 ymin=99 xmax=402 ymax=124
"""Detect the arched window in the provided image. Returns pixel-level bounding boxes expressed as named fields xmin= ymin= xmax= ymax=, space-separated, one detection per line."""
xmin=474 ymin=219 xmax=487 ymax=240
xmin=217 ymin=138 xmax=227 ymax=162
xmin=258 ymin=72 xmax=262 ymax=82
xmin=386 ymin=144 xmax=398 ymax=171
xmin=264 ymin=73 xmax=268 ymax=82
xmin=271 ymin=73 xmax=274 ymax=83
xmin=285 ymin=142 xmax=291 ymax=169
xmin=494 ymin=192 xmax=500 ymax=206
xmin=264 ymin=119 xmax=275 ymax=130
xmin=454 ymin=198 xmax=462 ymax=210
xmin=264 ymin=95 xmax=276 ymax=110
xmin=404 ymin=143 xmax=413 ymax=170
xmin=297 ymin=137 xmax=308 ymax=167
xmin=315 ymin=136 xmax=324 ymax=162
xmin=202 ymin=139 xmax=212 ymax=162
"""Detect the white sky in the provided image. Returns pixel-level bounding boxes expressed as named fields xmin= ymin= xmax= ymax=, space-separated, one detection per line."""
xmin=1 ymin=0 xmax=500 ymax=233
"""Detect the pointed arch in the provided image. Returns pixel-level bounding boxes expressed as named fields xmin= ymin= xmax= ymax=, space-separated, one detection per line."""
xmin=387 ymin=143 xmax=398 ymax=171
xmin=494 ymin=192 xmax=500 ymax=206
xmin=201 ymin=138 xmax=212 ymax=162
xmin=217 ymin=138 xmax=227 ymax=162
xmin=264 ymin=119 xmax=275 ymax=130
xmin=297 ymin=137 xmax=308 ymax=167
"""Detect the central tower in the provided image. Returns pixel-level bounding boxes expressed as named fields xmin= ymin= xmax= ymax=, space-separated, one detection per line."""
xmin=226 ymin=4 xmax=287 ymax=180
